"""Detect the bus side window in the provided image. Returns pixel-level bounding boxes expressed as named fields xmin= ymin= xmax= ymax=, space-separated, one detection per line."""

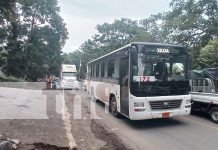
xmin=93 ymin=66 xmax=95 ymax=78
xmin=193 ymin=80 xmax=198 ymax=86
xmin=91 ymin=66 xmax=94 ymax=78
xmin=204 ymin=79 xmax=209 ymax=86
xmin=216 ymin=80 xmax=218 ymax=92
xmin=96 ymin=64 xmax=99 ymax=78
xmin=101 ymin=63 xmax=105 ymax=78
xmin=88 ymin=66 xmax=91 ymax=79
xmin=113 ymin=59 xmax=120 ymax=79
xmin=108 ymin=60 xmax=115 ymax=78
xmin=200 ymin=80 xmax=203 ymax=86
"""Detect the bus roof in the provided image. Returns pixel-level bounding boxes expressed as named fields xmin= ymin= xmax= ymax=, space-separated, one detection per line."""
xmin=87 ymin=42 xmax=185 ymax=65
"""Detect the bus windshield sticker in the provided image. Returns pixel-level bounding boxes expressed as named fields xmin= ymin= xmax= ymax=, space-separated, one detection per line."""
xmin=133 ymin=76 xmax=156 ymax=82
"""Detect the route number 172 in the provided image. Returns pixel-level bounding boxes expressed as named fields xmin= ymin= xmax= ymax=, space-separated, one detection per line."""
xmin=140 ymin=76 xmax=150 ymax=82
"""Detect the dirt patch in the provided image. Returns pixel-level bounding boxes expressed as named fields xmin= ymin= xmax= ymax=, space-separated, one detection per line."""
xmin=91 ymin=120 xmax=132 ymax=150
xmin=18 ymin=142 xmax=72 ymax=150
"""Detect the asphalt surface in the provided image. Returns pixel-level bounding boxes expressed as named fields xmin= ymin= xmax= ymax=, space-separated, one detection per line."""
xmin=0 ymin=86 xmax=218 ymax=150
xmin=74 ymin=90 xmax=218 ymax=150
xmin=0 ymin=87 xmax=129 ymax=150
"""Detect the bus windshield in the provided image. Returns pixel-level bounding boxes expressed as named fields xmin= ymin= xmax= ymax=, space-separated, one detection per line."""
xmin=130 ymin=45 xmax=191 ymax=97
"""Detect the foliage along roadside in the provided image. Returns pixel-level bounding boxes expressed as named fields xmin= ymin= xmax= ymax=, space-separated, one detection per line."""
xmin=0 ymin=0 xmax=68 ymax=81
xmin=62 ymin=0 xmax=218 ymax=79
xmin=0 ymin=72 xmax=24 ymax=82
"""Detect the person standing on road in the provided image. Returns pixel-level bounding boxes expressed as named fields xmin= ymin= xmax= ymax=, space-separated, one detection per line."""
xmin=46 ymin=75 xmax=52 ymax=89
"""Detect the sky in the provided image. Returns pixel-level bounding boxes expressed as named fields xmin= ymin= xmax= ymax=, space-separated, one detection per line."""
xmin=58 ymin=0 xmax=171 ymax=53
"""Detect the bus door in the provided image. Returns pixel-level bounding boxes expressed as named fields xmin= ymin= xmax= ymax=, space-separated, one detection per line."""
xmin=120 ymin=57 xmax=129 ymax=116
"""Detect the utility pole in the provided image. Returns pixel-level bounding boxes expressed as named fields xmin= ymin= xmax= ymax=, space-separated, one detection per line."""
xmin=78 ymin=56 xmax=81 ymax=80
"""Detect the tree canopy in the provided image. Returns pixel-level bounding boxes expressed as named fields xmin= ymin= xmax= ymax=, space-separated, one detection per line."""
xmin=199 ymin=39 xmax=218 ymax=68
xmin=141 ymin=0 xmax=218 ymax=67
xmin=1 ymin=0 xmax=217 ymax=80
xmin=64 ymin=0 xmax=218 ymax=78
xmin=0 ymin=0 xmax=68 ymax=81
xmin=62 ymin=18 xmax=153 ymax=79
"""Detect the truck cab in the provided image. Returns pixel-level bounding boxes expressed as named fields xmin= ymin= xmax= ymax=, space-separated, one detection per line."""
xmin=190 ymin=78 xmax=216 ymax=93
xmin=60 ymin=64 xmax=79 ymax=90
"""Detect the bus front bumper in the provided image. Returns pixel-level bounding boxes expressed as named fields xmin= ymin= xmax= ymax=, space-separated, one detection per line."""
xmin=130 ymin=109 xmax=191 ymax=120
xmin=129 ymin=95 xmax=191 ymax=120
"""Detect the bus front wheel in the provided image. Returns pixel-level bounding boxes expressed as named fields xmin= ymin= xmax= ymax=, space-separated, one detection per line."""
xmin=110 ymin=96 xmax=120 ymax=118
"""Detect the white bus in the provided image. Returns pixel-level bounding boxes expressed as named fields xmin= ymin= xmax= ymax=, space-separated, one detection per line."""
xmin=86 ymin=42 xmax=192 ymax=120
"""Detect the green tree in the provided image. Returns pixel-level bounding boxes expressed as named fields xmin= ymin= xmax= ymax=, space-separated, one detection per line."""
xmin=164 ymin=0 xmax=218 ymax=45
xmin=164 ymin=0 xmax=218 ymax=67
xmin=199 ymin=39 xmax=218 ymax=68
xmin=141 ymin=0 xmax=218 ymax=68
xmin=2 ymin=0 xmax=68 ymax=81
xmin=0 ymin=0 xmax=16 ymax=40
xmin=141 ymin=13 xmax=170 ymax=43
xmin=63 ymin=18 xmax=153 ymax=79
xmin=0 ymin=0 xmax=16 ymax=67
xmin=96 ymin=18 xmax=153 ymax=52
xmin=83 ymin=18 xmax=153 ymax=61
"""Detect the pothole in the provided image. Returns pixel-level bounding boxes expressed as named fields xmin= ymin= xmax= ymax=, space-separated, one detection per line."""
xmin=0 ymin=139 xmax=72 ymax=150
xmin=19 ymin=142 xmax=73 ymax=150
xmin=28 ymin=143 xmax=70 ymax=150
xmin=91 ymin=120 xmax=132 ymax=150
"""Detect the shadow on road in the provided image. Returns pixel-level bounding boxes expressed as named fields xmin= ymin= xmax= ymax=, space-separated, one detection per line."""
xmin=122 ymin=118 xmax=186 ymax=130
xmin=95 ymin=100 xmax=187 ymax=130
xmin=191 ymin=110 xmax=210 ymax=120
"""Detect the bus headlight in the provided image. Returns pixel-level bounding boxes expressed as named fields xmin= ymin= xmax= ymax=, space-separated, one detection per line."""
xmin=134 ymin=102 xmax=144 ymax=107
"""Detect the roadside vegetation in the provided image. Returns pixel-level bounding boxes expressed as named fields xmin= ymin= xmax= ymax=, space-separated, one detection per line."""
xmin=0 ymin=71 xmax=24 ymax=82
xmin=0 ymin=0 xmax=217 ymax=80
xmin=0 ymin=0 xmax=68 ymax=81
xmin=62 ymin=0 xmax=218 ymax=79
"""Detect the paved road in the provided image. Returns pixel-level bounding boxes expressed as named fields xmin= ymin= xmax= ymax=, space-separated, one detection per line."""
xmin=0 ymin=88 xmax=70 ymax=149
xmin=0 ymin=86 xmax=217 ymax=150
xmin=73 ymin=89 xmax=218 ymax=150
xmin=0 ymin=87 xmax=129 ymax=149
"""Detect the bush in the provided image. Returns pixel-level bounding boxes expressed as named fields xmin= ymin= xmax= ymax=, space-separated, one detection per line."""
xmin=0 ymin=71 xmax=24 ymax=82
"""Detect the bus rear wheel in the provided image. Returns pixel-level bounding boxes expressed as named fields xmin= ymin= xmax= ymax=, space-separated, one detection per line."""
xmin=209 ymin=107 xmax=218 ymax=124
xmin=110 ymin=96 xmax=120 ymax=118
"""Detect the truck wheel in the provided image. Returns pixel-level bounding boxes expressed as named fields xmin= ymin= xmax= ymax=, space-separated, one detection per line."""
xmin=209 ymin=107 xmax=218 ymax=124
xmin=110 ymin=96 xmax=120 ymax=118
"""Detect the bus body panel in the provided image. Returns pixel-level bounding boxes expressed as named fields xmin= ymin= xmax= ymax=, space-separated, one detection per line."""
xmin=88 ymin=80 xmax=121 ymax=111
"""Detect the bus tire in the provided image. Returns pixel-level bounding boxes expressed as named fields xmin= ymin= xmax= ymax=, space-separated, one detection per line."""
xmin=209 ymin=107 xmax=218 ymax=124
xmin=110 ymin=96 xmax=120 ymax=118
